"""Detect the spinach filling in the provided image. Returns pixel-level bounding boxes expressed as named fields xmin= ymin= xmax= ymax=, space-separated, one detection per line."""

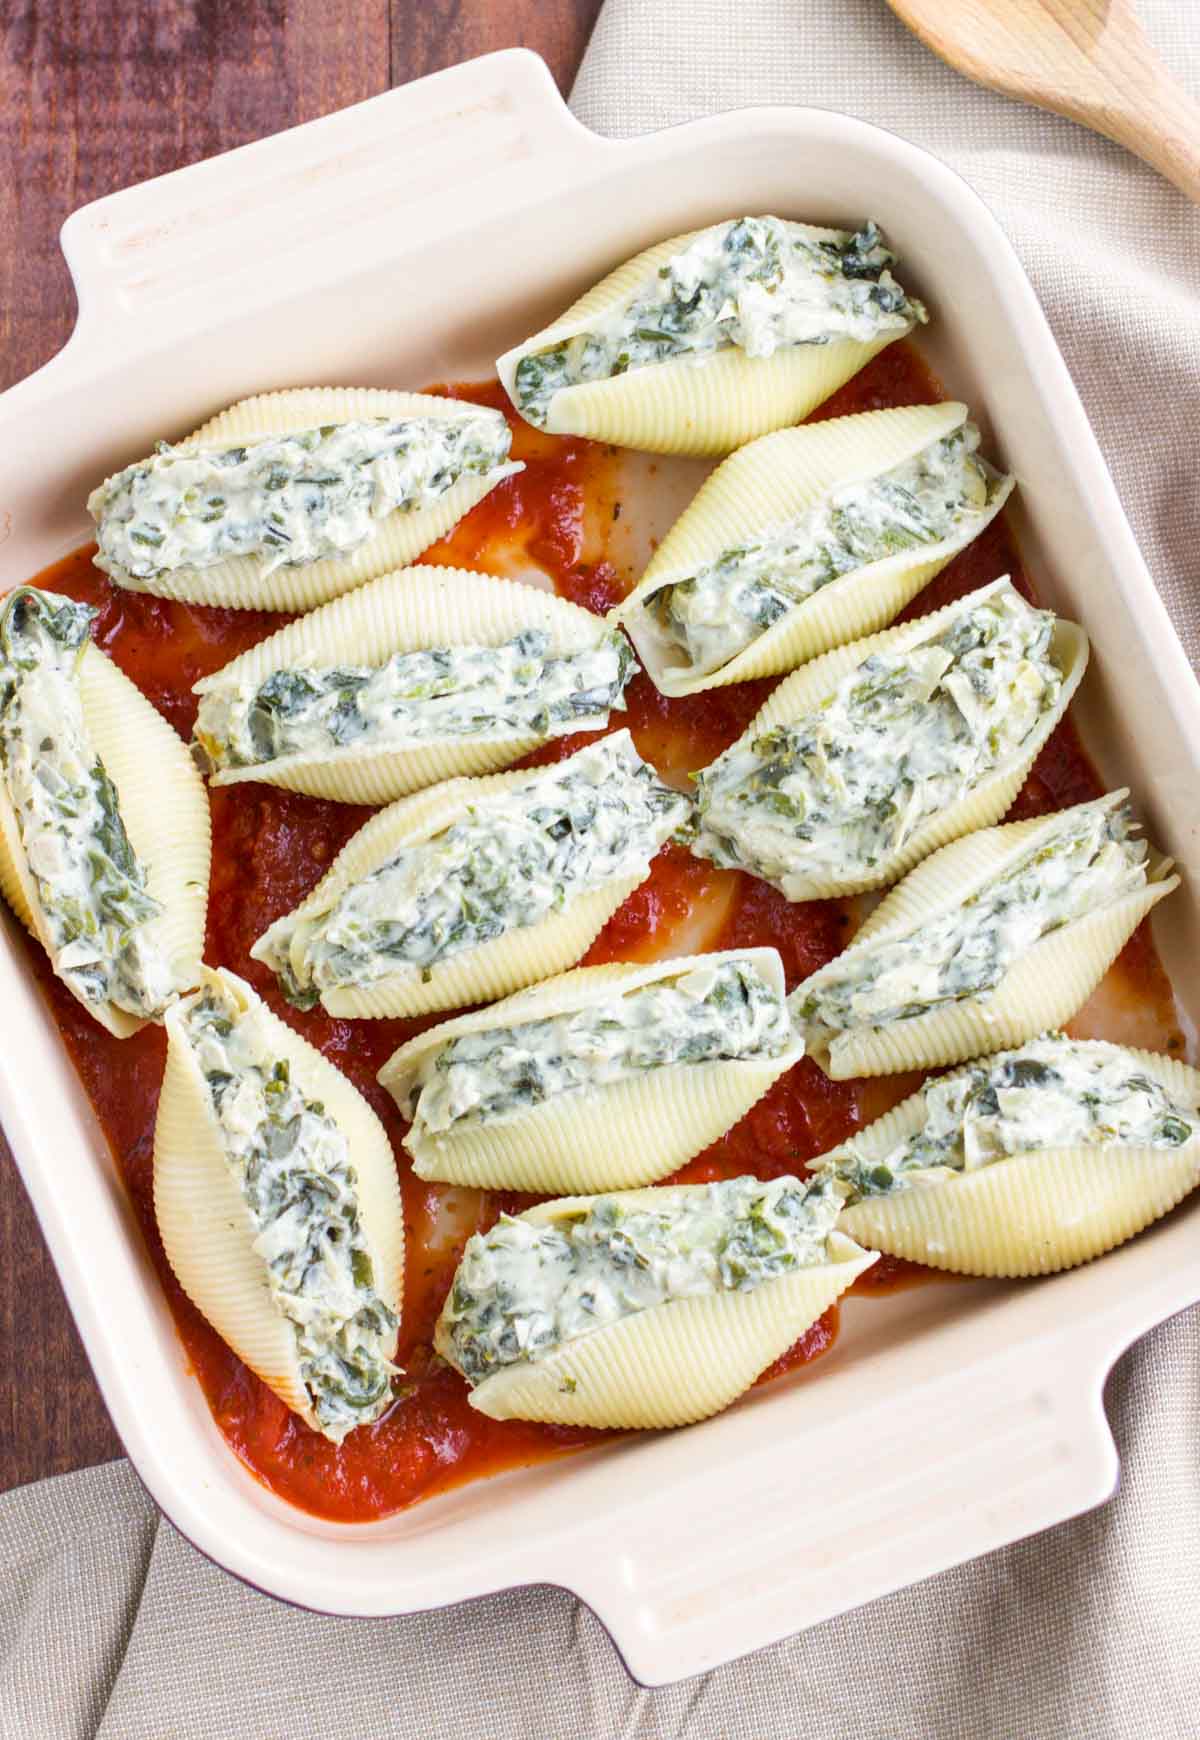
xmin=796 ymin=798 xmax=1151 ymax=1037
xmin=824 ymin=1037 xmax=1199 ymax=1200
xmin=89 ymin=406 xmax=518 ymax=584
xmin=0 ymin=587 xmax=174 ymax=1019
xmin=194 ymin=628 xmax=637 ymax=774
xmin=442 ymin=1173 xmax=842 ymax=1386
xmin=647 ymin=425 xmax=999 ymax=678
xmin=691 ymin=584 xmax=1062 ymax=893
xmin=513 ymin=217 xmax=925 ymax=427
xmin=254 ymin=731 xmax=690 ymax=1007
xmin=183 ymin=987 xmax=398 ymax=1438
xmin=411 ymin=956 xmax=793 ymax=1135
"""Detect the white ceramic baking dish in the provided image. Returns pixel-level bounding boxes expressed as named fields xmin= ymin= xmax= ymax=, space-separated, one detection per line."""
xmin=2 ymin=48 xmax=1199 ymax=1686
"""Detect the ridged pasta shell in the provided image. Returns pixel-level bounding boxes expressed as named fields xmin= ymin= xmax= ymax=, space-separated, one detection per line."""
xmin=796 ymin=792 xmax=1179 ymax=1078
xmin=249 ymin=737 xmax=664 ymax=1018
xmin=193 ymin=565 xmax=623 ymax=804
xmin=697 ymin=578 xmax=1089 ymax=901
xmin=496 ymin=223 xmax=919 ymax=456
xmin=615 ymin=402 xmax=1015 ymax=694
xmin=435 ymin=1184 xmax=874 ymax=1427
xmin=825 ymin=1042 xmax=1200 ymax=1275
xmin=91 ymin=388 xmax=519 ymax=611
xmin=153 ymin=967 xmax=404 ymax=1433
xmin=0 ymin=641 xmax=210 ymax=1038
xmin=378 ymin=948 xmax=805 ymax=1193
xmin=0 ymin=794 xmax=34 ymax=933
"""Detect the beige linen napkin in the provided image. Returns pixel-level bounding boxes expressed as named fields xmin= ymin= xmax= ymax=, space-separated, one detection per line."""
xmin=4 ymin=4 xmax=1200 ymax=1736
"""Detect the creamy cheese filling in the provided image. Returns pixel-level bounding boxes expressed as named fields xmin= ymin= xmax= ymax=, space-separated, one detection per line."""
xmin=411 ymin=956 xmax=794 ymax=1136
xmin=0 ymin=587 xmax=175 ymax=1019
xmin=182 ymin=986 xmax=398 ymax=1439
xmin=193 ymin=628 xmax=637 ymax=774
xmin=796 ymin=799 xmax=1150 ymax=1037
xmin=648 ymin=425 xmax=998 ymax=678
xmin=256 ymin=731 xmax=690 ymax=1007
xmin=442 ymin=1173 xmax=842 ymax=1385
xmin=691 ymin=583 xmax=1061 ymax=893
xmin=89 ymin=406 xmax=519 ymax=584
xmin=513 ymin=217 xmax=926 ymax=427
xmin=826 ymin=1037 xmax=1199 ymax=1200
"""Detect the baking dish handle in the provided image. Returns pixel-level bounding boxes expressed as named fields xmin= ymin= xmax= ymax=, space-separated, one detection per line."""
xmin=39 ymin=51 xmax=607 ymax=381
xmin=567 ymin=1330 xmax=1122 ymax=1686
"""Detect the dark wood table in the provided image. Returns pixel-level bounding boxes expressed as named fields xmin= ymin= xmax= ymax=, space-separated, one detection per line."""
xmin=0 ymin=0 xmax=603 ymax=1492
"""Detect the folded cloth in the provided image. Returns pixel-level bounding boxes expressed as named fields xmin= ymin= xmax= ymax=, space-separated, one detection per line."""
xmin=4 ymin=4 xmax=1200 ymax=1735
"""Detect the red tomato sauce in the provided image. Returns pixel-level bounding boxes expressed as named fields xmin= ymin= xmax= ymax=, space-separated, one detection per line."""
xmin=17 ymin=346 xmax=1185 ymax=1520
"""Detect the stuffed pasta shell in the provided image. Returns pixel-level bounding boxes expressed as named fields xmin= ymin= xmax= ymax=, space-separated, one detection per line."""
xmin=816 ymin=1036 xmax=1200 ymax=1276
xmin=154 ymin=968 xmax=404 ymax=1441
xmin=192 ymin=565 xmax=636 ymax=804
xmin=435 ymin=1174 xmax=876 ymax=1427
xmin=689 ymin=578 xmax=1088 ymax=901
xmin=88 ymin=389 xmax=521 ymax=611
xmin=0 ymin=587 xmax=208 ymax=1036
xmin=497 ymin=216 xmax=926 ymax=455
xmin=379 ymin=949 xmax=804 ymax=1193
xmin=793 ymin=792 xmax=1178 ymax=1078
xmin=251 ymin=730 xmax=690 ymax=1019
xmin=615 ymin=402 xmax=1013 ymax=694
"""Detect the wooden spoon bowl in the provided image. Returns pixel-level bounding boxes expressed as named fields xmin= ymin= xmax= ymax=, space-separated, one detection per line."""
xmin=883 ymin=0 xmax=1200 ymax=202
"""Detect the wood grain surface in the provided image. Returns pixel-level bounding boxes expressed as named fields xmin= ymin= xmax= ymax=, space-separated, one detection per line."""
xmin=0 ymin=0 xmax=602 ymax=1492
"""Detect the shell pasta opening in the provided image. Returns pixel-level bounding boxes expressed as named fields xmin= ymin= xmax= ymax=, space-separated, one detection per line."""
xmin=250 ymin=730 xmax=690 ymax=1018
xmin=436 ymin=1175 xmax=876 ymax=1427
xmin=497 ymin=216 xmax=926 ymax=454
xmin=380 ymin=949 xmax=805 ymax=1193
xmin=792 ymin=792 xmax=1178 ymax=1078
xmin=154 ymin=969 xmax=404 ymax=1441
xmin=191 ymin=566 xmax=636 ymax=804
xmin=0 ymin=586 xmax=209 ymax=1036
xmin=616 ymin=402 xmax=1013 ymax=694
xmin=88 ymin=388 xmax=522 ymax=611
xmin=689 ymin=578 xmax=1088 ymax=901
xmin=817 ymin=1037 xmax=1200 ymax=1275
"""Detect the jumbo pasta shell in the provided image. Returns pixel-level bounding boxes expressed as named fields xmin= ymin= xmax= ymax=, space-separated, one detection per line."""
xmin=496 ymin=224 xmax=919 ymax=456
xmin=249 ymin=739 xmax=664 ymax=1018
xmin=379 ymin=948 xmax=805 ymax=1193
xmin=826 ymin=1043 xmax=1200 ymax=1275
xmin=91 ymin=388 xmax=519 ymax=611
xmin=193 ymin=565 xmax=622 ymax=804
xmin=615 ymin=403 xmax=1015 ymax=694
xmin=796 ymin=793 xmax=1179 ymax=1079
xmin=435 ymin=1186 xmax=874 ymax=1427
xmin=0 ymin=642 xmax=210 ymax=1038
xmin=153 ymin=968 xmax=404 ymax=1432
xmin=699 ymin=578 xmax=1089 ymax=901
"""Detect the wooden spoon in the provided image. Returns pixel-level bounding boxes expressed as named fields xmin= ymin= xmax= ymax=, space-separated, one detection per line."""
xmin=882 ymin=0 xmax=1200 ymax=202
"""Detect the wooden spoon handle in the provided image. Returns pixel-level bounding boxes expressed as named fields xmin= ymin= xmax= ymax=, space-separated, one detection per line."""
xmin=1090 ymin=34 xmax=1200 ymax=203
